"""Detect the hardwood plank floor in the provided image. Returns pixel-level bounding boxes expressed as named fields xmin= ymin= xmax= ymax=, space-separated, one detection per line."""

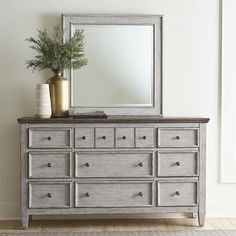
xmin=0 ymin=218 xmax=236 ymax=233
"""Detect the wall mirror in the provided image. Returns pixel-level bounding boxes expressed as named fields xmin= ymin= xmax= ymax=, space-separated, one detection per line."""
xmin=63 ymin=14 xmax=163 ymax=115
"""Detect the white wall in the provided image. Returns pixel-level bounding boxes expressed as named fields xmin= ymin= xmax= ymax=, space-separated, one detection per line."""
xmin=0 ymin=0 xmax=231 ymax=219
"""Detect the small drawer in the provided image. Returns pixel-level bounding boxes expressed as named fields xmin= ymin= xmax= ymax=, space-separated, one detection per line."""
xmin=115 ymin=128 xmax=134 ymax=148
xmin=135 ymin=128 xmax=154 ymax=148
xmin=158 ymin=181 xmax=197 ymax=206
xmin=157 ymin=150 xmax=198 ymax=177
xmin=75 ymin=151 xmax=154 ymax=178
xmin=95 ymin=128 xmax=114 ymax=148
xmin=28 ymin=128 xmax=72 ymax=149
xmin=75 ymin=182 xmax=153 ymax=207
xmin=75 ymin=128 xmax=94 ymax=148
xmin=158 ymin=128 xmax=199 ymax=148
xmin=29 ymin=182 xmax=72 ymax=208
xmin=28 ymin=152 xmax=71 ymax=179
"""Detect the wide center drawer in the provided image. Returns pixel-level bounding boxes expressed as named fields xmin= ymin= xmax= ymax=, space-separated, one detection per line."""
xmin=29 ymin=182 xmax=72 ymax=208
xmin=158 ymin=128 xmax=199 ymax=148
xmin=28 ymin=152 xmax=72 ymax=178
xmin=75 ymin=151 xmax=154 ymax=178
xmin=28 ymin=128 xmax=72 ymax=149
xmin=75 ymin=182 xmax=153 ymax=207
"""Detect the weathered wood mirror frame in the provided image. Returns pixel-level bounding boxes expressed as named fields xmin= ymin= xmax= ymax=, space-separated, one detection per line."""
xmin=63 ymin=14 xmax=163 ymax=116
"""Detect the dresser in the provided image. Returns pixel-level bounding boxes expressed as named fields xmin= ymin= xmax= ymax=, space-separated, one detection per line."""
xmin=17 ymin=116 xmax=209 ymax=229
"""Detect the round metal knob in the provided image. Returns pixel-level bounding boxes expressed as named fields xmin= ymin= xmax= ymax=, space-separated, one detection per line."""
xmin=175 ymin=162 xmax=181 ymax=166
xmin=122 ymin=136 xmax=127 ymax=140
xmin=85 ymin=162 xmax=90 ymax=167
xmin=138 ymin=192 xmax=143 ymax=197
xmin=138 ymin=162 xmax=143 ymax=167
xmin=102 ymin=136 xmax=106 ymax=140
xmin=142 ymin=136 xmax=147 ymax=140
xmin=47 ymin=163 xmax=52 ymax=167
xmin=176 ymin=136 xmax=180 ymax=140
xmin=47 ymin=193 xmax=52 ymax=198
xmin=175 ymin=191 xmax=180 ymax=196
xmin=47 ymin=136 xmax=51 ymax=141
xmin=85 ymin=192 xmax=90 ymax=197
xmin=82 ymin=136 xmax=86 ymax=140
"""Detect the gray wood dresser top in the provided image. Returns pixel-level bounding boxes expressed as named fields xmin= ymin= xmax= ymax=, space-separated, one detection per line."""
xmin=18 ymin=116 xmax=209 ymax=229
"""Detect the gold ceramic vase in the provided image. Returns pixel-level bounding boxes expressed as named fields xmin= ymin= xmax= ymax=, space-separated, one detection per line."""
xmin=47 ymin=73 xmax=69 ymax=118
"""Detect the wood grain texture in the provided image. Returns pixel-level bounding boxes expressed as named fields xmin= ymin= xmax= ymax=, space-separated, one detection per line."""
xmin=18 ymin=116 xmax=210 ymax=124
xmin=28 ymin=128 xmax=72 ymax=149
xmin=115 ymin=128 xmax=135 ymax=148
xmin=198 ymin=123 xmax=206 ymax=227
xmin=28 ymin=152 xmax=72 ymax=179
xmin=18 ymin=118 xmax=208 ymax=229
xmin=157 ymin=150 xmax=199 ymax=177
xmin=158 ymin=128 xmax=199 ymax=148
xmin=75 ymin=128 xmax=95 ymax=149
xmin=157 ymin=181 xmax=198 ymax=207
xmin=75 ymin=151 xmax=154 ymax=178
xmin=75 ymin=182 xmax=153 ymax=208
xmin=29 ymin=182 xmax=72 ymax=209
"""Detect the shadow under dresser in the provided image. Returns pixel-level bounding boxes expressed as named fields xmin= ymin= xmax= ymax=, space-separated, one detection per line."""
xmin=17 ymin=116 xmax=209 ymax=229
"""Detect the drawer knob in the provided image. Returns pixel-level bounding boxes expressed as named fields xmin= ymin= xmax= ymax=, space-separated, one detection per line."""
xmin=85 ymin=162 xmax=90 ymax=167
xmin=122 ymin=136 xmax=127 ymax=140
xmin=47 ymin=136 xmax=51 ymax=141
xmin=175 ymin=162 xmax=181 ymax=166
xmin=47 ymin=163 xmax=52 ymax=167
xmin=175 ymin=191 xmax=181 ymax=196
xmin=102 ymin=136 xmax=106 ymax=140
xmin=142 ymin=136 xmax=147 ymax=140
xmin=138 ymin=192 xmax=143 ymax=197
xmin=85 ymin=192 xmax=90 ymax=197
xmin=175 ymin=136 xmax=180 ymax=140
xmin=47 ymin=193 xmax=52 ymax=198
xmin=138 ymin=162 xmax=143 ymax=167
xmin=82 ymin=136 xmax=86 ymax=140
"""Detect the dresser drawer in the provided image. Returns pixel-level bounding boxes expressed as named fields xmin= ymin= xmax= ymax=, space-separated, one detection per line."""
xmin=95 ymin=128 xmax=114 ymax=148
xmin=157 ymin=150 xmax=198 ymax=177
xmin=28 ymin=152 xmax=71 ymax=178
xmin=158 ymin=181 xmax=197 ymax=206
xmin=29 ymin=182 xmax=72 ymax=208
xmin=75 ymin=128 xmax=95 ymax=148
xmin=75 ymin=182 xmax=153 ymax=207
xmin=135 ymin=128 xmax=154 ymax=148
xmin=75 ymin=151 xmax=154 ymax=178
xmin=28 ymin=128 xmax=72 ymax=149
xmin=158 ymin=128 xmax=199 ymax=148
xmin=115 ymin=128 xmax=134 ymax=148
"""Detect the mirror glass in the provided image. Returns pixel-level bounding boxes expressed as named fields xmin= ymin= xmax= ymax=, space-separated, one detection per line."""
xmin=71 ymin=24 xmax=154 ymax=107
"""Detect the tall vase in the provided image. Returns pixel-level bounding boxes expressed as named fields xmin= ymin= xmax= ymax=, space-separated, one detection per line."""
xmin=48 ymin=73 xmax=69 ymax=118
xmin=34 ymin=84 xmax=52 ymax=118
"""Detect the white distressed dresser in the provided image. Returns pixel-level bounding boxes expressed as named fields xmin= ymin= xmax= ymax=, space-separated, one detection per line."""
xmin=18 ymin=116 xmax=209 ymax=229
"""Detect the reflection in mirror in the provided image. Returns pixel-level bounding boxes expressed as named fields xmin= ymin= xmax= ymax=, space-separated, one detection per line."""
xmin=71 ymin=25 xmax=154 ymax=107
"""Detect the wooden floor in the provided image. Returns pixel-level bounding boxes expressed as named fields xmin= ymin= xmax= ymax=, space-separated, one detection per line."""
xmin=0 ymin=218 xmax=236 ymax=233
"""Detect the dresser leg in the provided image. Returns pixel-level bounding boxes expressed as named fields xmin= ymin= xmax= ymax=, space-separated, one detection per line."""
xmin=29 ymin=215 xmax=32 ymax=221
xmin=198 ymin=212 xmax=205 ymax=227
xmin=22 ymin=214 xmax=29 ymax=229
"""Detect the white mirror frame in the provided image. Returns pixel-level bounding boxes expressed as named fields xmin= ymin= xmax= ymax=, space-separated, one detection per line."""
xmin=63 ymin=14 xmax=163 ymax=116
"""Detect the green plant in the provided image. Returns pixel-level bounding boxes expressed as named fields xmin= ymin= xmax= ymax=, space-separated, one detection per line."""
xmin=26 ymin=25 xmax=87 ymax=75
